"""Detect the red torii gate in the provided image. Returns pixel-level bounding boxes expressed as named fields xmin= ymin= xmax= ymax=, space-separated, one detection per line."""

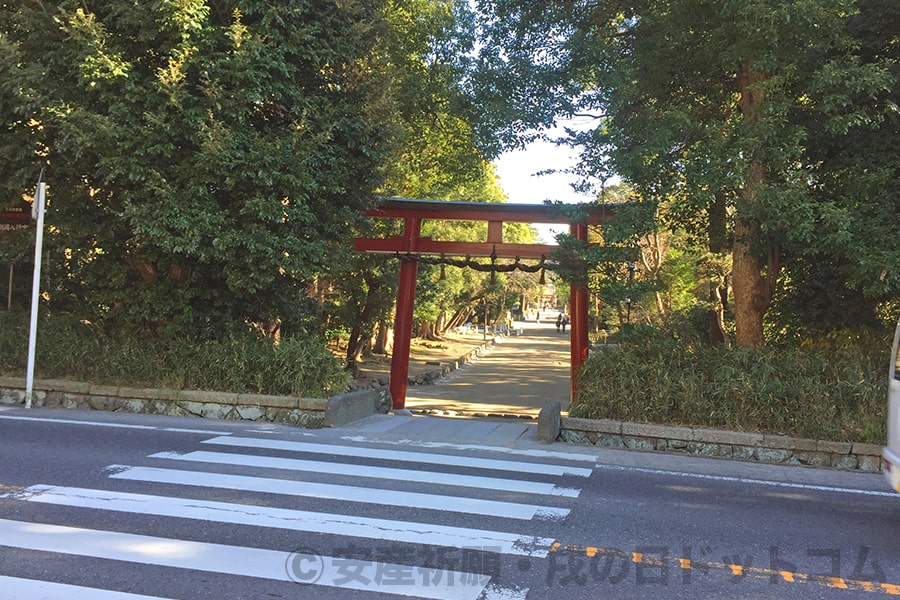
xmin=354 ymin=198 xmax=616 ymax=410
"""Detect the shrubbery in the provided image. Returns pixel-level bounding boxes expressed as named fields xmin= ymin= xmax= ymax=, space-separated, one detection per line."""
xmin=571 ymin=325 xmax=891 ymax=443
xmin=0 ymin=312 xmax=350 ymax=398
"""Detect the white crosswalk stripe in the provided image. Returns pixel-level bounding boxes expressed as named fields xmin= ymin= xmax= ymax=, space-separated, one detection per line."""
xmin=0 ymin=576 xmax=170 ymax=599
xmin=17 ymin=484 xmax=554 ymax=557
xmin=107 ymin=464 xmax=570 ymax=520
xmin=202 ymin=435 xmax=594 ymax=476
xmin=150 ymin=449 xmax=582 ymax=497
xmin=0 ymin=518 xmax=492 ymax=600
xmin=1 ymin=432 xmax=593 ymax=599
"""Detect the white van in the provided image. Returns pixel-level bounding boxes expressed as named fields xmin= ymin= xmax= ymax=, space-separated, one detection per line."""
xmin=882 ymin=320 xmax=900 ymax=491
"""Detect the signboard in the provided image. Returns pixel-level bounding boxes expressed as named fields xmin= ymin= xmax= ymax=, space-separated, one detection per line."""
xmin=0 ymin=200 xmax=31 ymax=232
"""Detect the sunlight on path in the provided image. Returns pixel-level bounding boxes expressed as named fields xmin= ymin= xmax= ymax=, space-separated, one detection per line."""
xmin=405 ymin=322 xmax=571 ymax=418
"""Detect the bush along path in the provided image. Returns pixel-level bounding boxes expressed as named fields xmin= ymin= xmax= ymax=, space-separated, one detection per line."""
xmin=571 ymin=331 xmax=889 ymax=446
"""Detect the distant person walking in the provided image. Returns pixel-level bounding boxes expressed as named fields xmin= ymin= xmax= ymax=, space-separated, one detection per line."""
xmin=555 ymin=313 xmax=563 ymax=333
xmin=561 ymin=314 xmax=569 ymax=333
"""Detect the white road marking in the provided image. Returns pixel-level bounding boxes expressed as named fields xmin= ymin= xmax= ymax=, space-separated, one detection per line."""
xmin=0 ymin=518 xmax=500 ymax=600
xmin=0 ymin=576 xmax=171 ymax=599
xmin=109 ymin=466 xmax=570 ymax=520
xmin=13 ymin=485 xmax=555 ymax=557
xmin=202 ymin=436 xmax=593 ymax=477
xmin=150 ymin=450 xmax=581 ymax=497
xmin=596 ymin=463 xmax=895 ymax=497
xmin=340 ymin=435 xmax=598 ymax=463
xmin=480 ymin=583 xmax=530 ymax=600
xmin=0 ymin=414 xmax=230 ymax=435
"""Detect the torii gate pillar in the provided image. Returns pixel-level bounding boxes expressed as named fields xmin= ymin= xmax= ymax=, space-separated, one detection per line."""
xmin=390 ymin=217 xmax=421 ymax=409
xmin=569 ymin=222 xmax=590 ymax=401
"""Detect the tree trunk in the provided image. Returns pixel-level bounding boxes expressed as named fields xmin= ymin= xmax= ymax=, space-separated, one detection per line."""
xmin=639 ymin=225 xmax=667 ymax=320
xmin=733 ymin=59 xmax=774 ymax=347
xmin=420 ymin=320 xmax=435 ymax=341
xmin=373 ymin=321 xmax=393 ymax=355
xmin=732 ymin=210 xmax=768 ymax=347
xmin=446 ymin=306 xmax=474 ymax=331
xmin=345 ymin=323 xmax=365 ymax=377
xmin=357 ymin=336 xmax=373 ymax=360
xmin=708 ymin=190 xmax=728 ymax=346
xmin=345 ymin=275 xmax=381 ymax=372
xmin=653 ymin=290 xmax=665 ymax=318
xmin=434 ymin=310 xmax=448 ymax=336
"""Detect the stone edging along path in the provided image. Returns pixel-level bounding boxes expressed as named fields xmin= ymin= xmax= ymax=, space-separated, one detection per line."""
xmin=0 ymin=338 xmax=497 ymax=430
xmin=0 ymin=376 xmax=390 ymax=429
xmin=0 ymin=331 xmax=883 ymax=474
xmin=404 ymin=336 xmax=498 ymax=386
xmin=537 ymin=401 xmax=883 ymax=473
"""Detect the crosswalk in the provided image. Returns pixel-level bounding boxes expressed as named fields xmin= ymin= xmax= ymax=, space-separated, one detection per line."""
xmin=0 ymin=429 xmax=596 ymax=599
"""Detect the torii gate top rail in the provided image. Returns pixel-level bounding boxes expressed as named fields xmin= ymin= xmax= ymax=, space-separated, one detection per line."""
xmin=355 ymin=197 xmax=619 ymax=410
xmin=366 ymin=197 xmax=613 ymax=222
xmin=359 ymin=198 xmax=616 ymax=259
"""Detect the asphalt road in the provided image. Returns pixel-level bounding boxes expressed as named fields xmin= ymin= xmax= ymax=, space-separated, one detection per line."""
xmin=1 ymin=407 xmax=899 ymax=599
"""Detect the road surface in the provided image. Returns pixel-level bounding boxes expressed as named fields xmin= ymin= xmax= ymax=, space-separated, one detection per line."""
xmin=0 ymin=407 xmax=898 ymax=599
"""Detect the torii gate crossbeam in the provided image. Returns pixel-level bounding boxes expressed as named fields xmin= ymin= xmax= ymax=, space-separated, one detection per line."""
xmin=355 ymin=198 xmax=617 ymax=410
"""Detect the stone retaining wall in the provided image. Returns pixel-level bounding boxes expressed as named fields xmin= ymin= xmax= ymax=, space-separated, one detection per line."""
xmin=0 ymin=338 xmax=494 ymax=428
xmin=0 ymin=376 xmax=390 ymax=428
xmin=559 ymin=415 xmax=883 ymax=472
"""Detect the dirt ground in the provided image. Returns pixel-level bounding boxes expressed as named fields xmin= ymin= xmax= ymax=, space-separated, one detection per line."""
xmin=348 ymin=330 xmax=491 ymax=387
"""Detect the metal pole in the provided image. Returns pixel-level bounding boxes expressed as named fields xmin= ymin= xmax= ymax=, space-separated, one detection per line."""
xmin=6 ymin=264 xmax=12 ymax=311
xmin=25 ymin=181 xmax=47 ymax=409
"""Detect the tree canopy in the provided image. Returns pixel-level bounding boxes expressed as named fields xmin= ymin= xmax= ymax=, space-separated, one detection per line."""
xmin=1 ymin=0 xmax=398 ymax=335
xmin=472 ymin=0 xmax=900 ymax=343
xmin=2 ymin=0 xmax=896 ymax=350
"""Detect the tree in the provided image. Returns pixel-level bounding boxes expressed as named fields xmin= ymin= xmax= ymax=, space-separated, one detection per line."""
xmin=772 ymin=0 xmax=900 ymax=333
xmin=322 ymin=0 xmax=522 ymax=369
xmin=472 ymin=0 xmax=897 ymax=345
xmin=0 ymin=0 xmax=393 ymax=336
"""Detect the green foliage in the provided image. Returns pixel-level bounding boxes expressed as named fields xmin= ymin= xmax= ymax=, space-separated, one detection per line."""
xmin=656 ymin=247 xmax=704 ymax=316
xmin=572 ymin=328 xmax=891 ymax=443
xmin=0 ymin=0 xmax=394 ymax=335
xmin=787 ymin=0 xmax=900 ymax=320
xmin=376 ymin=0 xmax=494 ymax=203
xmin=0 ymin=0 xmax=538 ymax=383
xmin=0 ymin=311 xmax=349 ymax=397
xmin=472 ymin=0 xmax=900 ymax=341
xmin=317 ymin=0 xmax=511 ymax=355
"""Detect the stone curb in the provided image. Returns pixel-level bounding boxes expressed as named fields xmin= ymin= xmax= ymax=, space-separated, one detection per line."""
xmin=0 ymin=335 xmax=497 ymax=428
xmin=555 ymin=411 xmax=882 ymax=473
xmin=537 ymin=401 xmax=561 ymax=443
xmin=0 ymin=377 xmax=389 ymax=429
xmin=408 ymin=336 xmax=499 ymax=387
xmin=325 ymin=388 xmax=391 ymax=427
